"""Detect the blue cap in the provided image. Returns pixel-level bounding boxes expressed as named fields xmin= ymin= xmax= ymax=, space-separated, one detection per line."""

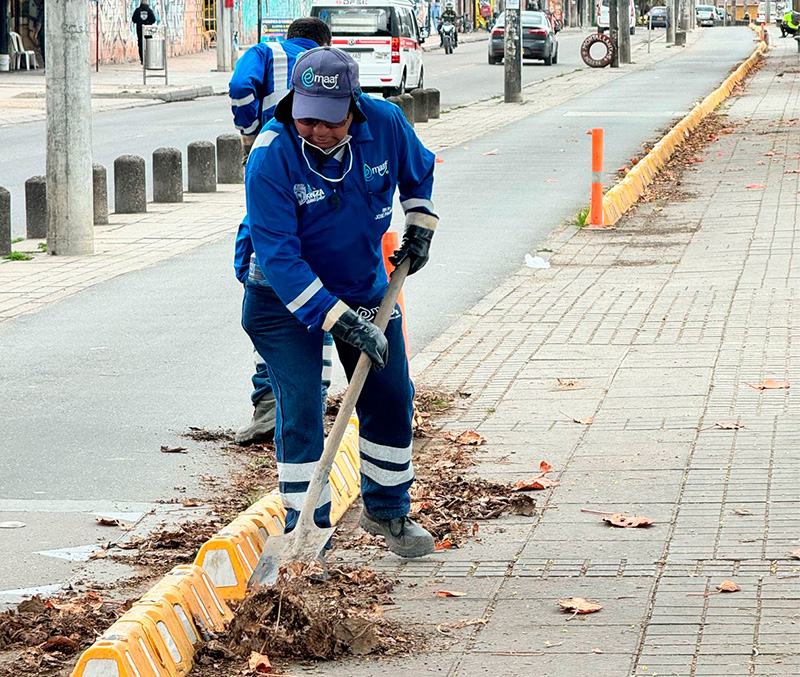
xmin=290 ymin=47 xmax=360 ymax=123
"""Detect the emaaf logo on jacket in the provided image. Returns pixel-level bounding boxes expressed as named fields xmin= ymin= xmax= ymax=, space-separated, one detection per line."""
xmin=301 ymin=67 xmax=340 ymax=90
xmin=363 ymin=160 xmax=389 ymax=182
xmin=293 ymin=183 xmax=326 ymax=206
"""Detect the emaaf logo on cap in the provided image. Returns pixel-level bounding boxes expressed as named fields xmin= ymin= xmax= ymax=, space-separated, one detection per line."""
xmin=301 ymin=67 xmax=340 ymax=90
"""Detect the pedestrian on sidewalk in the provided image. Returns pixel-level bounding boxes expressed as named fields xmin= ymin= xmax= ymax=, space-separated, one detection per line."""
xmin=242 ymin=47 xmax=438 ymax=558
xmin=230 ymin=18 xmax=334 ymax=445
xmin=780 ymin=10 xmax=799 ymax=36
xmin=131 ymin=1 xmax=157 ymax=64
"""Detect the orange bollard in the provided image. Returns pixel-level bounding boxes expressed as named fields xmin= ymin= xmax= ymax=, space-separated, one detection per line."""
xmin=588 ymin=128 xmax=604 ymax=227
xmin=381 ymin=232 xmax=409 ymax=354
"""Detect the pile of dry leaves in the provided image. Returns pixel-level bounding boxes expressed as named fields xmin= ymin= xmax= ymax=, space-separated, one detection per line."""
xmin=0 ymin=592 xmax=129 ymax=676
xmin=194 ymin=564 xmax=418 ymax=675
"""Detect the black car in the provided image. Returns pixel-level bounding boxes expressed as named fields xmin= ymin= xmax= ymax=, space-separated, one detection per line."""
xmin=649 ymin=5 xmax=668 ymax=27
xmin=488 ymin=10 xmax=559 ymax=65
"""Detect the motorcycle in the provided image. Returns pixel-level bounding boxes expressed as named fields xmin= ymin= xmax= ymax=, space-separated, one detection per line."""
xmin=441 ymin=21 xmax=457 ymax=54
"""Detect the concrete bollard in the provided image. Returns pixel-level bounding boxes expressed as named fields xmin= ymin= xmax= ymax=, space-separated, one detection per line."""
xmin=398 ymin=94 xmax=415 ymax=127
xmin=410 ymin=89 xmax=428 ymax=123
xmin=386 ymin=95 xmax=402 ymax=110
xmin=187 ymin=141 xmax=217 ymax=193
xmin=114 ymin=155 xmax=147 ymax=214
xmin=675 ymin=30 xmax=686 ymax=46
xmin=152 ymin=147 xmax=184 ymax=203
xmin=217 ymin=134 xmax=244 ymax=184
xmin=0 ymin=187 xmax=10 ymax=256
xmin=423 ymin=88 xmax=440 ymax=119
xmin=25 ymin=175 xmax=47 ymax=240
xmin=92 ymin=164 xmax=109 ymax=225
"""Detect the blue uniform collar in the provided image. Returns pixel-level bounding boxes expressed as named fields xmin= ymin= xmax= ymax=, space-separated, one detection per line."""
xmin=348 ymin=96 xmax=374 ymax=143
xmin=284 ymin=37 xmax=320 ymax=50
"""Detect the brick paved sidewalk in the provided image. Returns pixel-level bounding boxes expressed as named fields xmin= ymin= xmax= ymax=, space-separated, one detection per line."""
xmin=301 ymin=38 xmax=800 ymax=677
xmin=0 ymin=28 xmax=705 ymax=325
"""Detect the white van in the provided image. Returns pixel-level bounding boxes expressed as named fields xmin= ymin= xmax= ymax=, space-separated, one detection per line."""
xmin=596 ymin=0 xmax=637 ymax=34
xmin=311 ymin=0 xmax=425 ymax=97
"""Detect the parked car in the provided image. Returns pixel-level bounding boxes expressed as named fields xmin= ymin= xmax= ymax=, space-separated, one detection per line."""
xmin=696 ymin=4 xmax=717 ymax=25
xmin=596 ymin=0 xmax=637 ymax=34
xmin=649 ymin=5 xmax=669 ymax=27
xmin=488 ymin=10 xmax=559 ymax=65
xmin=714 ymin=7 xmax=726 ymax=23
xmin=311 ymin=0 xmax=424 ymax=97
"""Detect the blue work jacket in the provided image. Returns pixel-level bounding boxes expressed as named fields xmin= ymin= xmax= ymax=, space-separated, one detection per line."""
xmin=241 ymin=93 xmax=436 ymax=329
xmin=228 ymin=38 xmax=319 ymax=136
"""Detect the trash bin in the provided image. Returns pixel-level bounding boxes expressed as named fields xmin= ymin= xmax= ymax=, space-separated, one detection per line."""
xmin=144 ymin=36 xmax=165 ymax=70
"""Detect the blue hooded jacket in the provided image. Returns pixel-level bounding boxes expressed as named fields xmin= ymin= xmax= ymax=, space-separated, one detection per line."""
xmin=240 ymin=93 xmax=436 ymax=329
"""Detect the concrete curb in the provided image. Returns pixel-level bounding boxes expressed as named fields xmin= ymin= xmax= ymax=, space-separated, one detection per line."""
xmin=91 ymin=85 xmax=221 ymax=102
xmin=601 ymin=39 xmax=768 ymax=226
xmin=70 ymin=417 xmax=363 ymax=676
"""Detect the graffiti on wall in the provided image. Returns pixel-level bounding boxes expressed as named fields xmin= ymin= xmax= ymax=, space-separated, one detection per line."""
xmin=89 ymin=0 xmax=204 ymax=64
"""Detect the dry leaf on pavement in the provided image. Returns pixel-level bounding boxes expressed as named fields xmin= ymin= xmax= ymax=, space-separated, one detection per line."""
xmin=745 ymin=184 xmax=766 ymax=189
xmin=437 ymin=617 xmax=487 ymax=633
xmin=717 ymin=580 xmax=741 ymax=593
xmin=556 ymin=378 xmax=580 ymax=389
xmin=744 ymin=379 xmax=790 ymax=390
xmin=580 ymin=508 xmax=653 ymax=528
xmin=603 ymin=513 xmax=653 ymax=528
xmin=247 ymin=651 xmax=273 ymax=673
xmin=539 ymin=461 xmax=554 ymax=473
xmin=562 ymin=411 xmax=593 ymax=425
xmin=733 ymin=508 xmax=752 ymax=516
xmin=96 ymin=517 xmax=124 ymax=527
xmin=435 ymin=539 xmax=455 ymax=550
xmin=445 ymin=430 xmax=486 ymax=446
xmin=789 ymin=548 xmax=800 ymax=560
xmin=40 ymin=635 xmax=80 ymax=654
xmin=160 ymin=445 xmax=188 ymax=454
xmin=713 ymin=421 xmax=745 ymax=430
xmin=483 ymin=148 xmax=500 ymax=156
xmin=557 ymin=597 xmax=602 ymax=614
xmin=435 ymin=590 xmax=467 ymax=597
xmin=514 ymin=476 xmax=560 ymax=491
xmin=592 ymin=647 xmax=604 ymax=654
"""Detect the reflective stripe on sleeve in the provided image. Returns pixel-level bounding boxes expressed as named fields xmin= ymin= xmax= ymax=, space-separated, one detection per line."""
xmin=401 ymin=197 xmax=435 ymax=213
xmin=230 ymin=93 xmax=255 ymax=107
xmin=287 ymin=278 xmax=324 ymax=314
xmin=237 ymin=119 xmax=260 ymax=135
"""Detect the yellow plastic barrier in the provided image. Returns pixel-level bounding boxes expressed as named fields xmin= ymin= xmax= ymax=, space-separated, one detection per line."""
xmin=601 ymin=41 xmax=767 ymax=226
xmin=156 ymin=565 xmax=233 ymax=636
xmin=194 ymin=521 xmax=261 ymax=600
xmin=72 ymin=614 xmax=171 ymax=677
xmin=129 ymin=600 xmax=195 ymax=676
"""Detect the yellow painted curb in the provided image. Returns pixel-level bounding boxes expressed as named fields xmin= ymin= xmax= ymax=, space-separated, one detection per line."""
xmin=71 ymin=416 xmax=362 ymax=676
xmin=601 ymin=40 xmax=767 ymax=227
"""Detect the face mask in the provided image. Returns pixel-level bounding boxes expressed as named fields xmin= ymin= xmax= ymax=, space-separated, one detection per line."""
xmin=300 ymin=136 xmax=354 ymax=184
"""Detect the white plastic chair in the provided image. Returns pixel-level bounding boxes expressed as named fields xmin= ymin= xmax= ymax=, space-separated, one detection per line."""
xmin=9 ymin=32 xmax=38 ymax=70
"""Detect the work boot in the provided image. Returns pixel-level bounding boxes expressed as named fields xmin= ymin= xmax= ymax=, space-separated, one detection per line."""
xmin=235 ymin=394 xmax=277 ymax=445
xmin=359 ymin=511 xmax=435 ymax=558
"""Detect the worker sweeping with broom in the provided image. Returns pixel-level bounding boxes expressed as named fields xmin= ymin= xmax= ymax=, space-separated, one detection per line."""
xmin=242 ymin=47 xmax=438 ymax=581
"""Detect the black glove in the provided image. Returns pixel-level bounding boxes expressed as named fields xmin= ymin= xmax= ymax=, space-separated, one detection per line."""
xmin=327 ymin=307 xmax=388 ymax=371
xmin=389 ymin=224 xmax=434 ymax=275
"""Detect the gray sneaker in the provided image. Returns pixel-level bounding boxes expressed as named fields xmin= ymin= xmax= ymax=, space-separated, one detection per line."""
xmin=359 ymin=511 xmax=435 ymax=558
xmin=235 ymin=394 xmax=277 ymax=445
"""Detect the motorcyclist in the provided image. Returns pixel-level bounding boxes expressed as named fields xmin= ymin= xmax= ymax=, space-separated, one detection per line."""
xmin=439 ymin=1 xmax=458 ymax=47
xmin=780 ymin=10 xmax=799 ymax=37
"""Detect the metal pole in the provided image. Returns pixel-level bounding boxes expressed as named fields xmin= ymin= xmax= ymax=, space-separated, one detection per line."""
xmin=667 ymin=0 xmax=676 ymax=40
xmin=95 ymin=1 xmax=99 ymax=72
xmin=216 ymin=0 xmax=230 ymax=72
xmin=257 ymin=0 xmax=262 ymax=43
xmin=589 ymin=128 xmax=604 ymax=227
xmin=609 ymin=0 xmax=620 ymax=67
xmin=648 ymin=10 xmax=651 ymax=52
xmin=45 ymin=0 xmax=94 ymax=255
xmin=503 ymin=0 xmax=521 ymax=103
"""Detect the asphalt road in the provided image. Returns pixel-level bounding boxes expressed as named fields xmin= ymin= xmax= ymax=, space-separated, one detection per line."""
xmin=0 ymin=27 xmax=755 ymax=595
xmin=425 ymin=27 xmax=667 ymax=108
xmin=0 ymin=28 xmax=673 ymax=238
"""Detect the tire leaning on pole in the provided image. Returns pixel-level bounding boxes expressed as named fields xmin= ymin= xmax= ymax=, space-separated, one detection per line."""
xmin=580 ymin=32 xmax=616 ymax=67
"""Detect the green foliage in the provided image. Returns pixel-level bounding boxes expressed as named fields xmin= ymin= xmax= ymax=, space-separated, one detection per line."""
xmin=3 ymin=252 xmax=34 ymax=261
